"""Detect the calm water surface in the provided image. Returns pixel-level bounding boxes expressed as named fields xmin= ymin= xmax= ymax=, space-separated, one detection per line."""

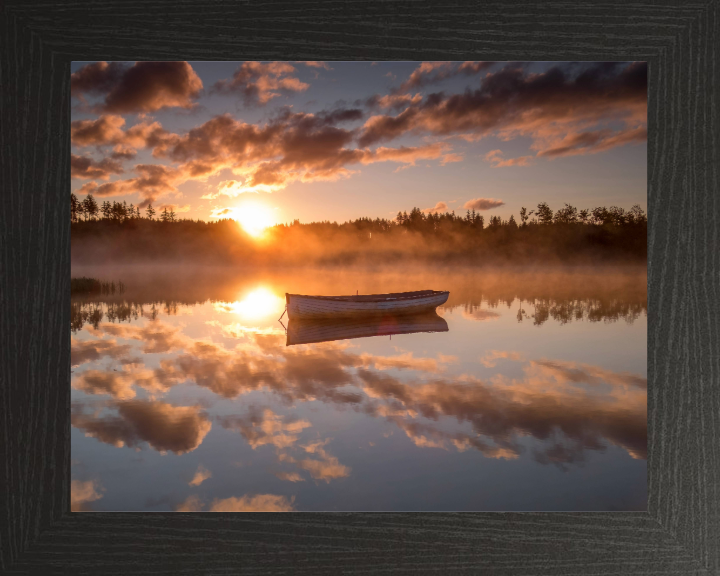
xmin=71 ymin=265 xmax=647 ymax=511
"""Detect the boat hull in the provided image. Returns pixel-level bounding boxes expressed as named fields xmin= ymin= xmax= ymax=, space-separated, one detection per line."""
xmin=286 ymin=311 xmax=448 ymax=346
xmin=286 ymin=291 xmax=449 ymax=319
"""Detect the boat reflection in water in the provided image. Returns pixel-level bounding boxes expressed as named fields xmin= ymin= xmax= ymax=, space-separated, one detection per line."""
xmin=285 ymin=311 xmax=449 ymax=346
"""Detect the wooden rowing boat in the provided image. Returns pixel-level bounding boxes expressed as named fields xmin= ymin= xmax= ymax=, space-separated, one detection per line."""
xmin=285 ymin=290 xmax=449 ymax=319
xmin=286 ymin=311 xmax=448 ymax=346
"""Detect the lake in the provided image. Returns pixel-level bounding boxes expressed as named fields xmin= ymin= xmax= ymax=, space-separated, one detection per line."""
xmin=71 ymin=265 xmax=647 ymax=511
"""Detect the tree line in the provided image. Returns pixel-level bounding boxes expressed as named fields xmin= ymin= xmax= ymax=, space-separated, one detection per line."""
xmin=71 ymin=191 xmax=646 ymax=233
xmin=71 ymin=193 xmax=177 ymax=223
xmin=274 ymin=202 xmax=646 ymax=236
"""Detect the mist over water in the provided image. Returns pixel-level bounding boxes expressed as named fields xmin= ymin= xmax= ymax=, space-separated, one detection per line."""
xmin=71 ymin=264 xmax=647 ymax=511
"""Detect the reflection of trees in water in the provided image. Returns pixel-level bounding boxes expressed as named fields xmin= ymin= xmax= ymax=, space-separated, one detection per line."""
xmin=71 ymin=300 xmax=180 ymax=332
xmin=521 ymin=298 xmax=645 ymax=325
xmin=458 ymin=297 xmax=644 ymax=326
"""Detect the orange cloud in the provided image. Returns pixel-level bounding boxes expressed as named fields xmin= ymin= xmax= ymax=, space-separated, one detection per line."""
xmin=423 ymin=201 xmax=449 ymax=214
xmin=463 ymin=197 xmax=505 ymax=211
xmin=302 ymin=61 xmax=332 ymax=70
xmin=71 ymin=114 xmax=127 ymax=146
xmin=219 ymin=408 xmax=311 ymax=450
xmin=189 ymin=464 xmax=212 ymax=486
xmin=71 ymin=479 xmax=104 ymax=512
xmin=484 ymin=149 xmax=534 ymax=167
xmin=72 ymin=369 xmax=137 ymax=400
xmin=209 ymin=494 xmax=295 ymax=512
xmin=175 ymin=494 xmax=203 ymax=512
xmin=71 ymin=338 xmax=133 ymax=366
xmin=213 ymin=62 xmax=309 ymax=106
xmin=297 ymin=439 xmax=351 ymax=482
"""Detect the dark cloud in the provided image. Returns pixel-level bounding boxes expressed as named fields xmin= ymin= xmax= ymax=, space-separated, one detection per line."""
xmin=71 ymin=61 xmax=203 ymax=113
xmin=359 ymin=62 xmax=647 ymax=155
xmin=72 ymin=400 xmax=211 ymax=454
xmin=71 ymin=62 xmax=127 ymax=97
xmin=398 ymin=61 xmax=494 ymax=92
xmin=71 ymin=154 xmax=125 ymax=180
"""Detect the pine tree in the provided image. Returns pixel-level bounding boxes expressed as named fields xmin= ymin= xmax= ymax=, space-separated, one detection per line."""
xmin=83 ymin=194 xmax=99 ymax=220
xmin=146 ymin=204 xmax=156 ymax=220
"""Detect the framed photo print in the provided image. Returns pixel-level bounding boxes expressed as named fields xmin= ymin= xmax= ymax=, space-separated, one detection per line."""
xmin=2 ymin=1 xmax=718 ymax=573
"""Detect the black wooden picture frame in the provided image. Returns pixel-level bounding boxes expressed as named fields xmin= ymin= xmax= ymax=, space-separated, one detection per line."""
xmin=1 ymin=1 xmax=718 ymax=573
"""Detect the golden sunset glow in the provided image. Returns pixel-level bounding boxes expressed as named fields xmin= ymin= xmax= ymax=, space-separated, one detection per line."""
xmin=214 ymin=288 xmax=285 ymax=320
xmin=230 ymin=203 xmax=275 ymax=237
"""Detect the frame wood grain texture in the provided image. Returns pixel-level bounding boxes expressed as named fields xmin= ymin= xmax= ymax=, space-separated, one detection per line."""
xmin=1 ymin=1 xmax=718 ymax=573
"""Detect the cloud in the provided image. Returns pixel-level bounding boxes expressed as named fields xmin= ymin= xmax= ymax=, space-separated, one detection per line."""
xmin=213 ymin=62 xmax=309 ymax=106
xmin=359 ymin=62 xmax=647 ymax=157
xmin=74 ymin=316 xmax=645 ymax=468
xmin=71 ymin=61 xmax=203 ymax=113
xmin=71 ymin=338 xmax=132 ymax=366
xmin=71 ymin=400 xmax=212 ymax=454
xmin=71 ymin=154 xmax=125 ymax=180
xmin=175 ymin=494 xmax=203 ymax=512
xmin=219 ymin=408 xmax=311 ymax=450
xmin=209 ymin=494 xmax=295 ymax=512
xmin=536 ymin=126 xmax=648 ymax=158
xmin=302 ymin=61 xmax=332 ymax=70
xmin=398 ymin=62 xmax=453 ymax=91
xmin=71 ymin=115 xmax=169 ymax=153
xmin=71 ymin=479 xmax=104 ymax=511
xmin=297 ymin=439 xmax=351 ymax=482
xmin=363 ymin=93 xmax=422 ymax=111
xmin=484 ymin=149 xmax=534 ymax=167
xmin=440 ymin=153 xmax=464 ymax=165
xmin=110 ymin=145 xmax=137 ymax=160
xmin=71 ymin=115 xmax=128 ymax=146
xmin=463 ymin=197 xmax=505 ymax=211
xmin=143 ymin=111 xmax=454 ymax=195
xmin=77 ymin=163 xmax=182 ymax=205
xmin=398 ymin=61 xmax=494 ymax=92
xmin=461 ymin=308 xmax=501 ymax=322
xmin=189 ymin=464 xmax=212 ymax=486
xmin=72 ymin=369 xmax=137 ymax=400
xmin=423 ymin=201 xmax=449 ymax=214
xmin=479 ymin=350 xmax=522 ymax=367
xmin=531 ymin=359 xmax=647 ymax=390
xmin=274 ymin=471 xmax=304 ymax=482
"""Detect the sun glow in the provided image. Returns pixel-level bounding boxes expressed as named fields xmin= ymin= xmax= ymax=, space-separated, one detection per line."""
xmin=230 ymin=202 xmax=275 ymax=237
xmin=214 ymin=288 xmax=285 ymax=320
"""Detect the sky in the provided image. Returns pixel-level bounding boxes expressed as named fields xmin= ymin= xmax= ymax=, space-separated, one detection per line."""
xmin=70 ymin=61 xmax=647 ymax=225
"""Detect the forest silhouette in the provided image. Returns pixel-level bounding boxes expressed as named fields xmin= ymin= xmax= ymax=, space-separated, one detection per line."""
xmin=71 ymin=193 xmax=647 ymax=265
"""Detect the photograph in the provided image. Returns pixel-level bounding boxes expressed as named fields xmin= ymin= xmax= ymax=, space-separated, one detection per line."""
xmin=70 ymin=60 xmax=648 ymax=512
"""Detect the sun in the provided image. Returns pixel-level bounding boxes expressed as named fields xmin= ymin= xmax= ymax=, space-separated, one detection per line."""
xmin=214 ymin=287 xmax=285 ymax=320
xmin=231 ymin=203 xmax=275 ymax=237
